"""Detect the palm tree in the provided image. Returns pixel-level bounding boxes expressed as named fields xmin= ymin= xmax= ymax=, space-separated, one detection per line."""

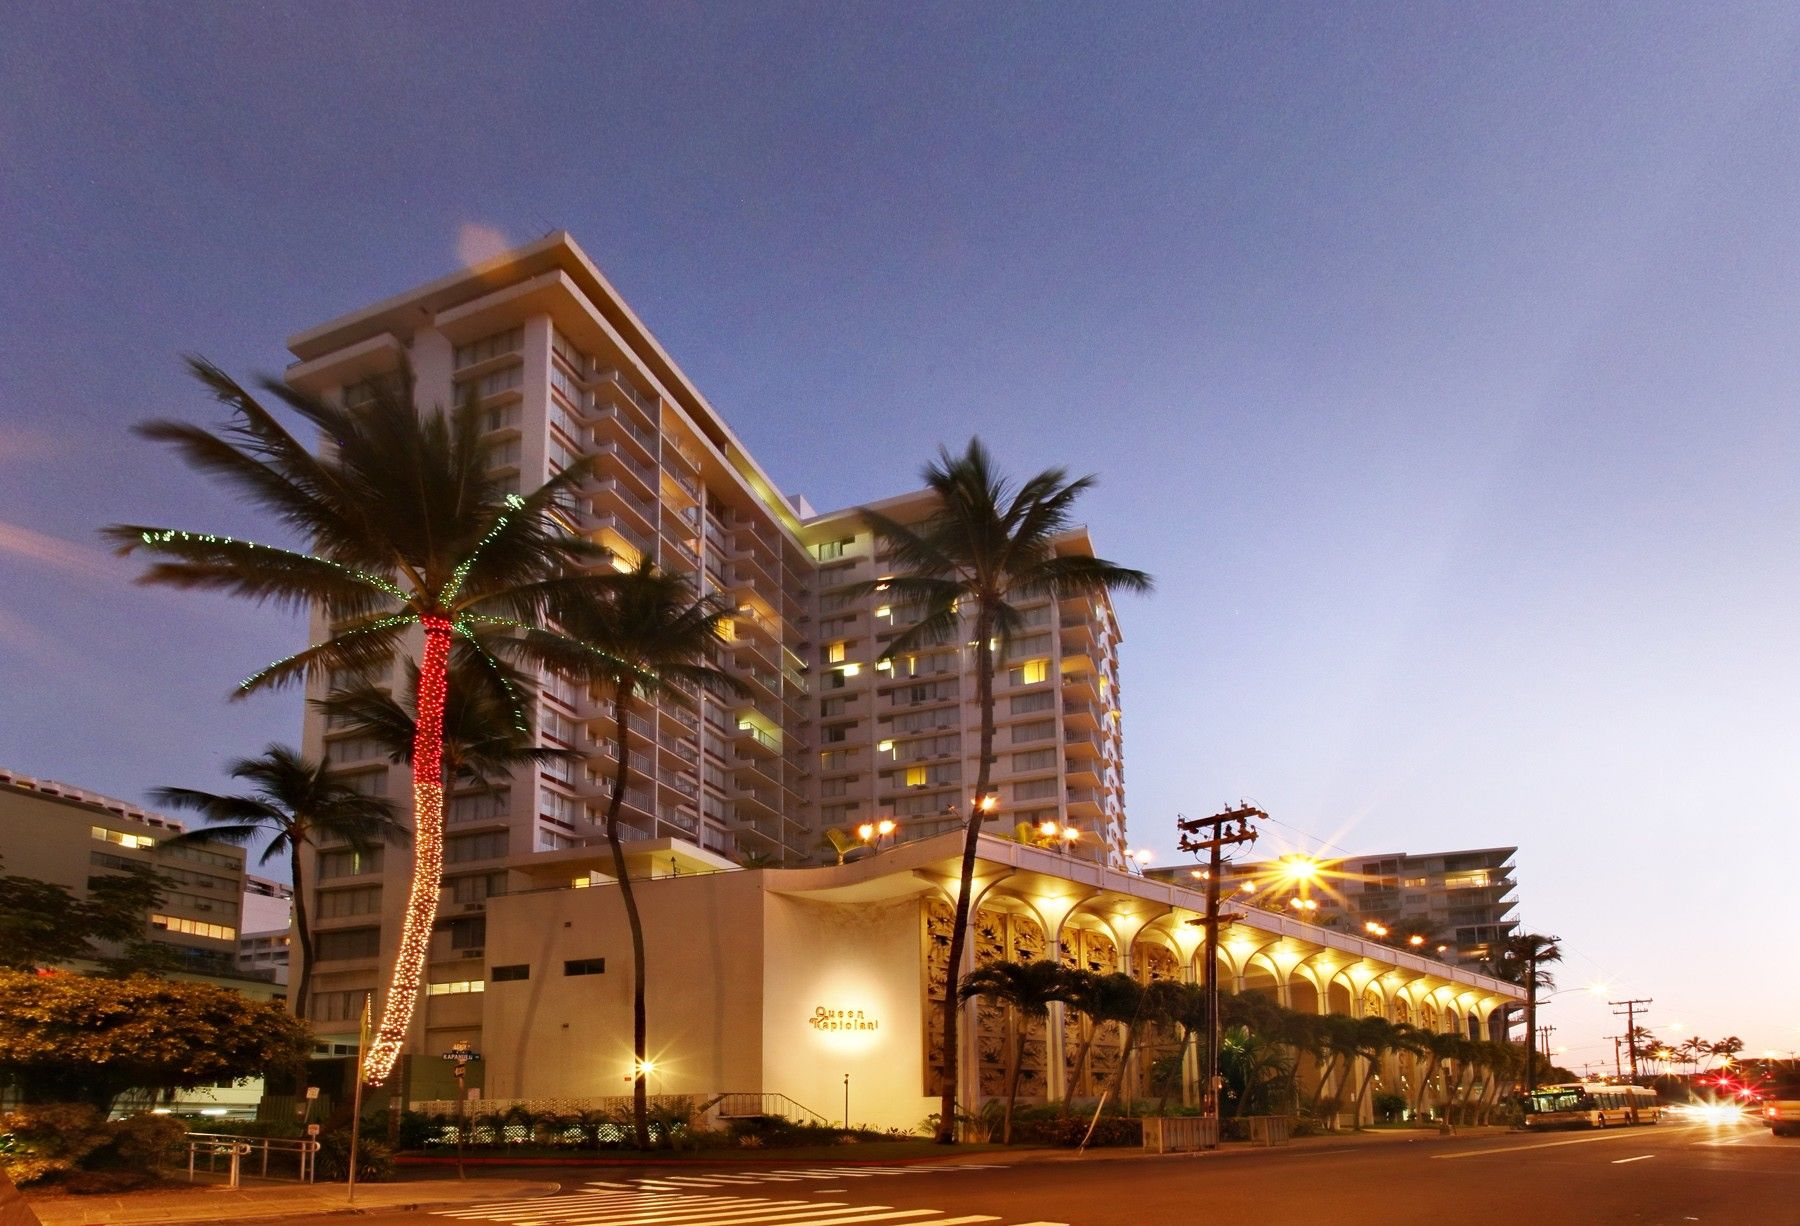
xmin=151 ymin=744 xmax=404 ymax=1019
xmin=1344 ymin=1015 xmax=1398 ymax=1127
xmin=868 ymin=439 xmax=1151 ymax=1141
xmin=1495 ymin=932 xmax=1562 ymax=1093
xmin=958 ymin=959 xmax=1071 ymax=1143
xmin=106 ymin=362 xmax=607 ymax=1084
xmin=1309 ymin=1013 xmax=1363 ymax=1117
xmin=1412 ymin=1030 xmax=1464 ymax=1119
xmin=312 ymin=649 xmax=577 ymax=793
xmin=1059 ymin=970 xmax=1142 ymax=1108
xmin=525 ymin=559 xmax=743 ymax=1149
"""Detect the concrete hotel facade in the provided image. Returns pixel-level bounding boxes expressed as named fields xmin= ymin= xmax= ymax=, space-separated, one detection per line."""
xmin=286 ymin=234 xmax=1130 ymax=1055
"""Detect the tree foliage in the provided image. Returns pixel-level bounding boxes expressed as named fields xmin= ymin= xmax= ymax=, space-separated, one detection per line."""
xmin=0 ymin=860 xmax=168 ymax=972
xmin=0 ymin=970 xmax=311 ymax=1108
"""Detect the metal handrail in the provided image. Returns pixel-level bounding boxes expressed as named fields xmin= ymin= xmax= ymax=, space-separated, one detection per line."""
xmin=711 ymin=1092 xmax=830 ymax=1125
xmin=185 ymin=1132 xmax=320 ymax=1185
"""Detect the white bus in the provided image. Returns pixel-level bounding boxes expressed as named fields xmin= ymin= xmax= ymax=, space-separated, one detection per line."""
xmin=1524 ymin=1082 xmax=1661 ymax=1129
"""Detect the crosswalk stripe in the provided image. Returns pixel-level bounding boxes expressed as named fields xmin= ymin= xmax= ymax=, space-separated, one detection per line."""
xmin=434 ymin=1166 xmax=1028 ymax=1226
xmin=547 ymin=1204 xmax=851 ymax=1226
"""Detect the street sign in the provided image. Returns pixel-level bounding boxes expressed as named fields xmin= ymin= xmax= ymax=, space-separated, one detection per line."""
xmin=304 ymin=1086 xmax=320 ymax=1100
xmin=306 ymin=1124 xmax=321 ymax=1137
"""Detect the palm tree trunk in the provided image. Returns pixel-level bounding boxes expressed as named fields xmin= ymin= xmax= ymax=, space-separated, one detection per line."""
xmin=935 ymin=608 xmax=996 ymax=1144
xmin=1064 ymin=1020 xmax=1100 ymax=1108
xmin=365 ymin=614 xmax=454 ymax=1085
xmin=1412 ymin=1054 xmax=1441 ymax=1117
xmin=1309 ymin=1052 xmax=1341 ymax=1114
xmin=289 ymin=840 xmax=313 ymax=1021
xmin=1002 ymin=1009 xmax=1027 ymax=1145
xmin=605 ymin=688 xmax=651 ymax=1150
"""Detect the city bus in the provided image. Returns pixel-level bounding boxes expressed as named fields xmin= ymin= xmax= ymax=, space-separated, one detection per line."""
xmin=1523 ymin=1082 xmax=1661 ymax=1128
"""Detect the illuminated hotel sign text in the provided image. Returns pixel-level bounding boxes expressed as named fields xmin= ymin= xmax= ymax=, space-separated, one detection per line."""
xmin=809 ymin=1006 xmax=879 ymax=1032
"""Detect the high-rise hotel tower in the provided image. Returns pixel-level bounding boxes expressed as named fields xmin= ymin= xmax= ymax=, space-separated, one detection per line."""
xmin=288 ymin=234 xmax=1129 ymax=1053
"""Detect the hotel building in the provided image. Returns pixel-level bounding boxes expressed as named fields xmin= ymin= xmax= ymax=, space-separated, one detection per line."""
xmin=285 ymin=234 xmax=1131 ymax=1063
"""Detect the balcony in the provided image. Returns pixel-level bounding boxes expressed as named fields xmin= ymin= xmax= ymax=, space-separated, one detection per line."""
xmin=589 ymin=409 xmax=657 ymax=463
xmin=589 ymin=368 xmax=660 ymax=424
xmin=1066 ymin=787 xmax=1104 ymax=816
xmin=587 ymin=513 xmax=653 ymax=561
xmin=585 ymin=478 xmax=658 ymax=534
xmin=733 ymin=721 xmax=781 ymax=755
xmin=1062 ymin=700 xmax=1102 ymax=731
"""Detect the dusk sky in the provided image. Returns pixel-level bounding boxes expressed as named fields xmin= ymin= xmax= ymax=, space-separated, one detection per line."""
xmin=4 ymin=3 xmax=1799 ymax=1064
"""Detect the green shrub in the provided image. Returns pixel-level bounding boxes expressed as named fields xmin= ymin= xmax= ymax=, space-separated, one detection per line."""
xmin=1007 ymin=1106 xmax=1140 ymax=1148
xmin=0 ymin=1105 xmax=112 ymax=1186
xmin=315 ymin=1129 xmax=393 ymax=1182
xmin=0 ymin=1106 xmax=188 ymax=1187
xmin=1373 ymin=1092 xmax=1408 ymax=1123
xmin=93 ymin=1113 xmax=188 ymax=1172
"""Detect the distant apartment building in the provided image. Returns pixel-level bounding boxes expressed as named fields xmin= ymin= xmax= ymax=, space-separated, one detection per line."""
xmin=0 ymin=767 xmax=253 ymax=978
xmin=238 ymin=875 xmax=293 ymax=984
xmin=1169 ymin=845 xmax=1521 ymax=966
xmin=800 ymin=492 xmax=1127 ymax=866
xmin=286 ymin=233 xmax=1131 ymax=1054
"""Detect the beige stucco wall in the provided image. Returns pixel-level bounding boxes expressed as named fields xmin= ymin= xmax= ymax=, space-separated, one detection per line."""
xmin=761 ymin=892 xmax=935 ymax=1131
xmin=477 ymin=870 xmax=768 ymax=1101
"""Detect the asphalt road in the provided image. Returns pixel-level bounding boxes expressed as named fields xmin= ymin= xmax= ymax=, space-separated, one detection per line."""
xmin=279 ymin=1119 xmax=1797 ymax=1226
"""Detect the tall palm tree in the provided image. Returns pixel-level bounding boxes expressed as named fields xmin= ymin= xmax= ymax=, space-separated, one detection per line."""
xmin=526 ymin=559 xmax=743 ymax=1148
xmin=151 ymin=744 xmax=404 ymax=1019
xmin=106 ymin=362 xmax=607 ymax=1084
xmin=1495 ymin=932 xmax=1562 ymax=1093
xmin=869 ymin=439 xmax=1151 ymax=1141
xmin=958 ymin=959 xmax=1071 ymax=1143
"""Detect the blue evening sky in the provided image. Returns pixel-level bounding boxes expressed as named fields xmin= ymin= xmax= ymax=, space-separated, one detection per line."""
xmin=3 ymin=3 xmax=1797 ymax=1062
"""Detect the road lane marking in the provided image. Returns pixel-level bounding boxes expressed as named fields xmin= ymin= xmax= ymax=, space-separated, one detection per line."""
xmin=1611 ymin=1154 xmax=1655 ymax=1164
xmin=1432 ymin=1131 xmax=1668 ymax=1159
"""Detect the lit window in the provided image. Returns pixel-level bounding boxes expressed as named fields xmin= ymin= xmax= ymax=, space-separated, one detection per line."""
xmin=426 ymin=979 xmax=485 ymax=996
xmin=874 ymin=605 xmax=892 ymax=619
xmin=149 ymin=914 xmax=236 ymax=941
xmin=1016 ymin=659 xmax=1049 ymax=685
xmin=841 ymin=662 xmax=861 ymax=678
xmin=877 ymin=740 xmax=895 ymax=754
xmin=905 ymin=766 xmax=928 ymax=788
xmin=92 ymin=826 xmax=156 ymax=851
xmin=826 ymin=642 xmax=847 ymax=664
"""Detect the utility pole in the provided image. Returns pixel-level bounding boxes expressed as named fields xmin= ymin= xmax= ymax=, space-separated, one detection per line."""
xmin=1610 ymin=999 xmax=1652 ymax=1081
xmin=1537 ymin=1024 xmax=1556 ymax=1071
xmin=1177 ymin=804 xmax=1263 ymax=1133
xmin=1607 ymin=1034 xmax=1625 ymax=1081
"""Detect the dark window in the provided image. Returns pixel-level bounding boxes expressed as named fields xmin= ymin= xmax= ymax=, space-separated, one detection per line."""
xmin=491 ymin=964 xmax=529 ymax=982
xmin=447 ymin=916 xmax=486 ymax=950
xmin=564 ymin=957 xmax=605 ymax=976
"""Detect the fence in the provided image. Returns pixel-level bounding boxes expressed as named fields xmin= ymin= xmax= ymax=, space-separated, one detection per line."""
xmin=185 ymin=1133 xmax=319 ymax=1186
xmin=1140 ymin=1116 xmax=1219 ymax=1153
xmin=1246 ymin=1115 xmax=1293 ymax=1146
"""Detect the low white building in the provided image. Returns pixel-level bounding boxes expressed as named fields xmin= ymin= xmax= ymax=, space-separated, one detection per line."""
xmin=359 ymin=830 xmax=1520 ymax=1130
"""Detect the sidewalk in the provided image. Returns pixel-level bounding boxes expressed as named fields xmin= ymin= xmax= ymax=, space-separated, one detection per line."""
xmin=960 ymin=1123 xmax=1516 ymax=1166
xmin=23 ymin=1177 xmax=558 ymax=1226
